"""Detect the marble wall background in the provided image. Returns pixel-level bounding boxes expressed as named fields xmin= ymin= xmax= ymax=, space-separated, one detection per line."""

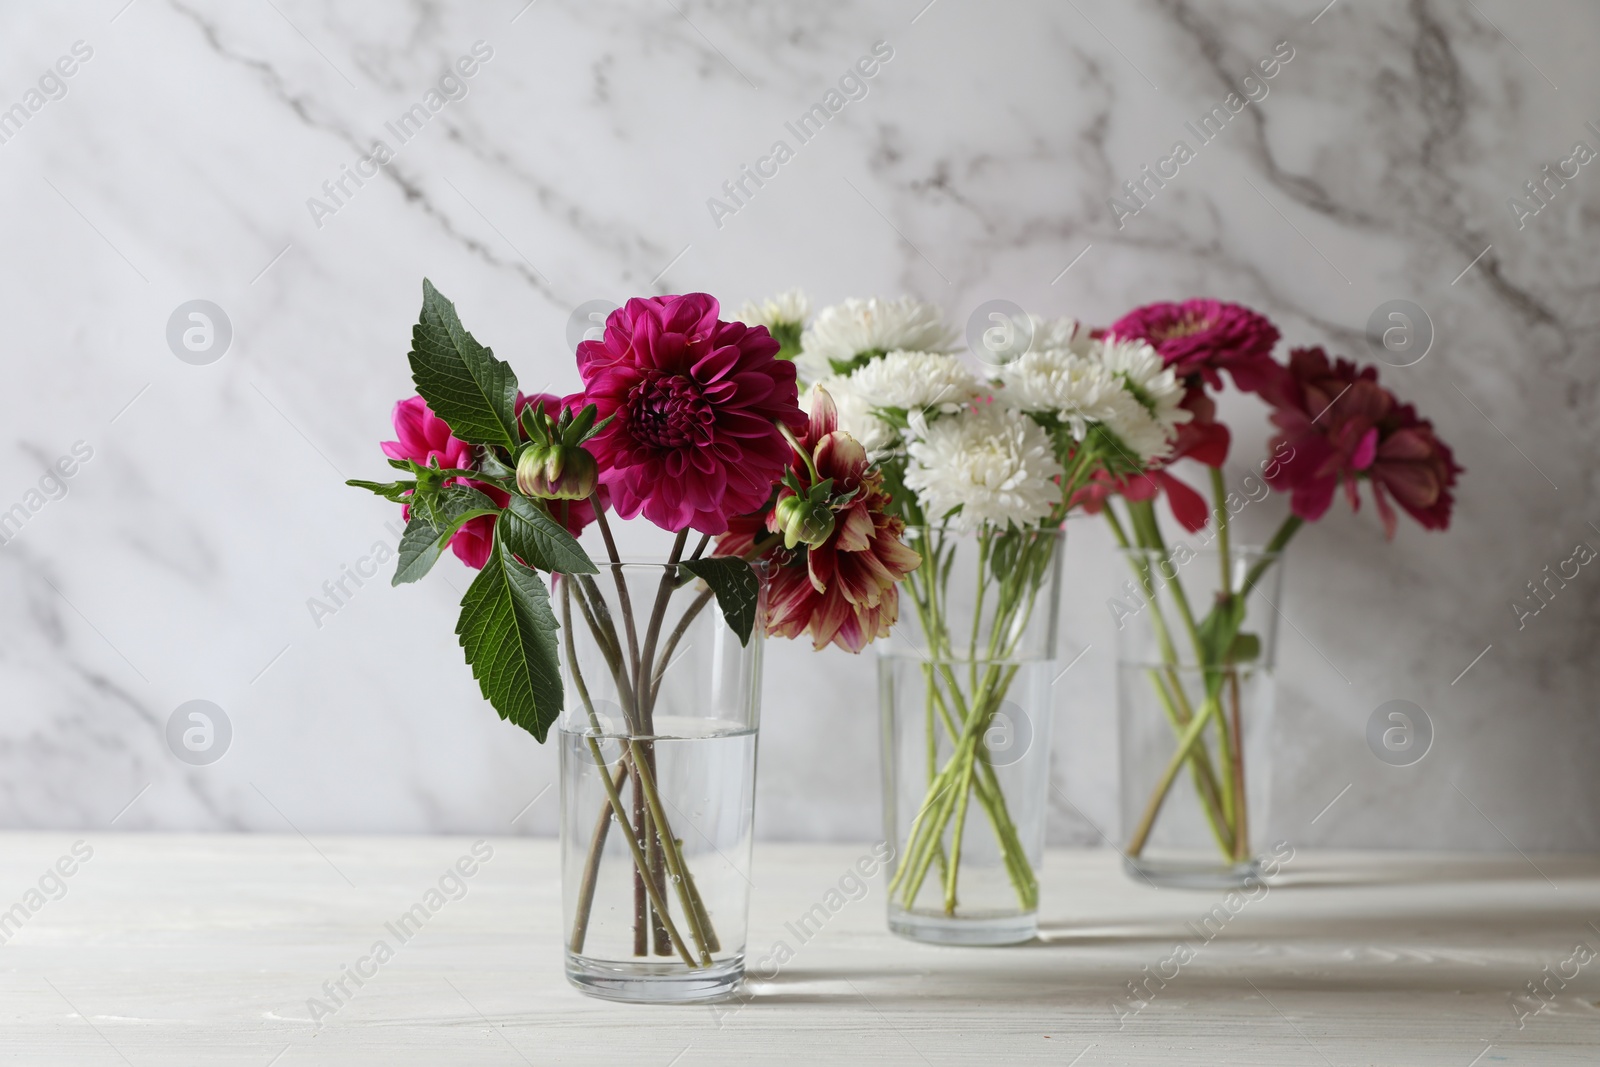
xmin=2 ymin=0 xmax=1596 ymax=851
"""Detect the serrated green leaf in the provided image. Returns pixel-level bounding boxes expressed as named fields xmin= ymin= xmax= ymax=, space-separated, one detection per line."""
xmin=456 ymin=535 xmax=564 ymax=742
xmin=680 ymin=557 xmax=760 ymax=646
xmin=408 ymin=279 xmax=520 ymax=450
xmin=392 ymin=485 xmax=501 ymax=586
xmin=412 ymin=483 xmax=499 ymax=532
xmin=497 ymin=495 xmax=597 ymax=575
xmin=393 ymin=518 xmax=454 ymax=586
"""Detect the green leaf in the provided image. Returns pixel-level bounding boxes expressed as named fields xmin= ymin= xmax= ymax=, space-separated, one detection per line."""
xmin=1195 ymin=594 xmax=1249 ymax=666
xmin=408 ymin=279 xmax=520 ymax=450
xmin=828 ymin=347 xmax=886 ymax=376
xmin=1228 ymin=632 xmax=1261 ymax=663
xmin=477 ymin=448 xmax=517 ymax=481
xmin=392 ymin=485 xmax=501 ymax=586
xmin=346 ymin=478 xmax=415 ymax=503
xmin=393 ymin=518 xmax=454 ymax=586
xmin=497 ymin=495 xmax=597 ymax=575
xmin=412 ymin=483 xmax=499 ymax=532
xmin=680 ymin=557 xmax=760 ymax=646
xmin=456 ymin=535 xmax=564 ymax=742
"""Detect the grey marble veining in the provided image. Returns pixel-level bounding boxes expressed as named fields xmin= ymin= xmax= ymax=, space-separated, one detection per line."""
xmin=0 ymin=0 xmax=1595 ymax=849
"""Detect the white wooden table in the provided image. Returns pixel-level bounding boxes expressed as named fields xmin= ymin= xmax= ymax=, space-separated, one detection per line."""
xmin=2 ymin=833 xmax=1596 ymax=1064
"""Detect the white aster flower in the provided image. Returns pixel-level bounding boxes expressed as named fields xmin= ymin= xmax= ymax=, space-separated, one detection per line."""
xmin=734 ymin=289 xmax=810 ymax=332
xmin=904 ymin=402 xmax=1064 ymax=532
xmin=798 ymin=297 xmax=958 ymax=382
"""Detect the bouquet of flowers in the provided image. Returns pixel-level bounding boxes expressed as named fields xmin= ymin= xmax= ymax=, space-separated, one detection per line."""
xmin=735 ymin=292 xmax=1197 ymax=923
xmin=1081 ymin=300 xmax=1463 ymax=871
xmin=349 ymin=283 xmax=919 ymax=982
xmin=736 ymin=290 xmax=1463 ymax=909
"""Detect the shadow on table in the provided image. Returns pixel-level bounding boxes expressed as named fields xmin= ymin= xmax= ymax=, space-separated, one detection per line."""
xmin=729 ymin=858 xmax=1600 ymax=1009
xmin=1254 ymin=854 xmax=1600 ymax=890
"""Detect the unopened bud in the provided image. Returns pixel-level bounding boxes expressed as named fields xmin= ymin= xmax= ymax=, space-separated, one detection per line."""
xmin=774 ymin=492 xmax=835 ymax=550
xmin=516 ymin=442 xmax=598 ymax=500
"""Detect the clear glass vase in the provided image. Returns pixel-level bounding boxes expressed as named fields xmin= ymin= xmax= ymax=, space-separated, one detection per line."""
xmin=555 ymin=562 xmax=763 ymax=1003
xmin=1115 ymin=546 xmax=1282 ymax=888
xmin=879 ymin=526 xmax=1064 ymax=945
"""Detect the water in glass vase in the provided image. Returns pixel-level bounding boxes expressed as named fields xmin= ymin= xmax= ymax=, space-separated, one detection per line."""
xmin=1117 ymin=661 xmax=1272 ymax=888
xmin=560 ymin=716 xmax=757 ymax=1003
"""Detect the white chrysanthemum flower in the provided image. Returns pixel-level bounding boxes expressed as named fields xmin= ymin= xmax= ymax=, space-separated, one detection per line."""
xmin=904 ymin=402 xmax=1064 ymax=532
xmin=1094 ymin=337 xmax=1192 ymax=464
xmin=847 ymin=350 xmax=985 ymax=416
xmin=1026 ymin=314 xmax=1093 ymax=356
xmin=994 ymin=347 xmax=1124 ymax=438
xmin=994 ymin=338 xmax=1191 ymax=466
xmin=734 ymin=289 xmax=810 ymax=332
xmin=798 ymin=297 xmax=957 ymax=382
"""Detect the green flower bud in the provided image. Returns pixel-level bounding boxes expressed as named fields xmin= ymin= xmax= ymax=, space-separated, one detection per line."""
xmin=516 ymin=442 xmax=598 ymax=501
xmin=774 ymin=491 xmax=835 ymax=550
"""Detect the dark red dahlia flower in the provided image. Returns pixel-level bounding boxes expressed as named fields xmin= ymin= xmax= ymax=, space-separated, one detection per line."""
xmin=716 ymin=389 xmax=921 ymax=653
xmin=576 ymin=294 xmax=804 ymax=535
xmin=1109 ymin=299 xmax=1283 ymax=396
xmin=1264 ymin=347 xmax=1461 ymax=538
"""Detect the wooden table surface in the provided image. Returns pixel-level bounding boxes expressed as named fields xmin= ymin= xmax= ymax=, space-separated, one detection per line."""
xmin=2 ymin=833 xmax=1597 ymax=1064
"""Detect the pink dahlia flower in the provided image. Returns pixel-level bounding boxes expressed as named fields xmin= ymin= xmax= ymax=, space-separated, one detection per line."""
xmin=576 ymin=294 xmax=804 ymax=534
xmin=381 ymin=395 xmax=503 ymax=569
xmin=1109 ymin=299 xmax=1282 ymax=395
xmin=1264 ymin=347 xmax=1462 ymax=538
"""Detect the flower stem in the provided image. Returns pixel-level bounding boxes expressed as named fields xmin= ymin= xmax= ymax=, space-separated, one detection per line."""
xmin=590 ymin=492 xmax=641 ymax=681
xmin=891 ymin=530 xmax=1052 ymax=915
xmin=1125 ymin=694 xmax=1224 ymax=856
xmin=561 ymin=579 xmax=698 ymax=966
xmin=779 ymin=422 xmax=821 ymax=483
xmin=564 ymin=540 xmax=723 ymax=964
xmin=1210 ymin=466 xmax=1232 ymax=599
xmin=1227 ymin=669 xmax=1249 ymax=862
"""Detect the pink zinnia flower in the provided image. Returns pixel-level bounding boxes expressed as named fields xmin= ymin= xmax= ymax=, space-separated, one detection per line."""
xmin=1109 ymin=299 xmax=1282 ymax=395
xmin=1264 ymin=347 xmax=1462 ymax=538
xmin=1071 ymin=467 xmax=1210 ymax=534
xmin=576 ymin=294 xmax=804 ymax=534
xmin=381 ymin=395 xmax=503 ymax=569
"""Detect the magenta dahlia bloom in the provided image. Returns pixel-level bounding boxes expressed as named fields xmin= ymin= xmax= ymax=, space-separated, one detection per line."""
xmin=575 ymin=294 xmax=804 ymax=534
xmin=1109 ymin=299 xmax=1282 ymax=395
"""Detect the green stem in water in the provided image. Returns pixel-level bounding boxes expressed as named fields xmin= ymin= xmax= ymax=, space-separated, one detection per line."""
xmin=1125 ymin=693 xmax=1224 ymax=857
